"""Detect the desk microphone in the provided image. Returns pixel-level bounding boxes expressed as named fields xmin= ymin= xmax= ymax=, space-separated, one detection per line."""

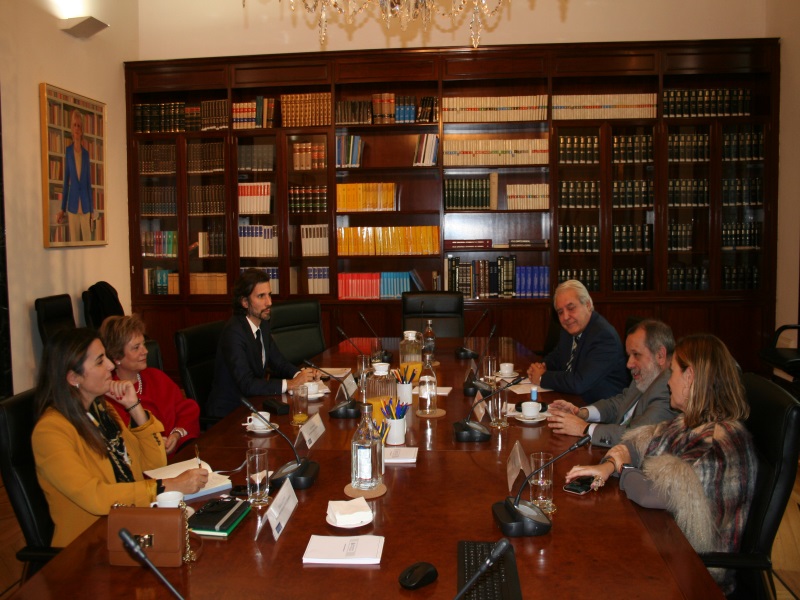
xmin=240 ymin=397 xmax=319 ymax=490
xmin=453 ymin=538 xmax=511 ymax=600
xmin=454 ymin=375 xmax=524 ymax=442
xmin=455 ymin=308 xmax=490 ymax=359
xmin=492 ymin=435 xmax=591 ymax=537
xmin=336 ymin=326 xmax=365 ymax=356
xmin=119 ymin=528 xmax=184 ymax=600
xmin=303 ymin=359 xmax=361 ymax=419
xmin=463 ymin=324 xmax=496 ymax=396
xmin=358 ymin=312 xmax=393 ymax=363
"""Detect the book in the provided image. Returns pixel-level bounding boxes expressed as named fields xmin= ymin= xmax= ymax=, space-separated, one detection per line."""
xmin=144 ymin=459 xmax=232 ymax=501
xmin=302 ymin=535 xmax=385 ymax=565
xmin=188 ymin=497 xmax=251 ymax=538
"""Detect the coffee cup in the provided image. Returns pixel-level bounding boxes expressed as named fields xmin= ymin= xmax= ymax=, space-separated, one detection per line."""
xmin=151 ymin=490 xmax=183 ymax=508
xmin=521 ymin=401 xmax=541 ymax=418
xmin=245 ymin=411 xmax=271 ymax=430
xmin=499 ymin=362 xmax=515 ymax=376
xmin=304 ymin=381 xmax=319 ymax=396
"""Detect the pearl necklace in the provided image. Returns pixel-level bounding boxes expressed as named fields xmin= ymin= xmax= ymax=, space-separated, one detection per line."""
xmin=136 ymin=373 xmax=143 ymax=396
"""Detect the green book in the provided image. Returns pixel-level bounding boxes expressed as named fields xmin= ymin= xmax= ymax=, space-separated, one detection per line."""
xmin=188 ymin=497 xmax=251 ymax=538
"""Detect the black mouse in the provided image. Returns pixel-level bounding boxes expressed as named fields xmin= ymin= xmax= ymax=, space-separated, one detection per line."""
xmin=399 ymin=561 xmax=438 ymax=590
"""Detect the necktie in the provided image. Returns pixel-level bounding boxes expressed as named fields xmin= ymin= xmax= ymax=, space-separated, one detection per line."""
xmin=620 ymin=400 xmax=639 ymax=427
xmin=565 ymin=335 xmax=579 ymax=372
xmin=255 ymin=329 xmax=265 ymax=368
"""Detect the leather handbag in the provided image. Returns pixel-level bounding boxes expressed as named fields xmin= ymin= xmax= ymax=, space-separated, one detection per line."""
xmin=107 ymin=506 xmax=188 ymax=567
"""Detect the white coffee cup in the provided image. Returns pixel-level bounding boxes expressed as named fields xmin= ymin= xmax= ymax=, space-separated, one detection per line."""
xmin=521 ymin=401 xmax=541 ymax=418
xmin=245 ymin=411 xmax=271 ymax=430
xmin=499 ymin=362 xmax=515 ymax=376
xmin=304 ymin=381 xmax=319 ymax=396
xmin=151 ymin=491 xmax=183 ymax=508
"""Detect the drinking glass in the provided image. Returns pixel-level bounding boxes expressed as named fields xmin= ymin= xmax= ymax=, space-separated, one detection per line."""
xmin=529 ymin=452 xmax=555 ymax=514
xmin=356 ymin=354 xmax=371 ymax=379
xmin=489 ymin=385 xmax=509 ymax=429
xmin=246 ymin=448 xmax=270 ymax=507
xmin=292 ymin=386 xmax=309 ymax=426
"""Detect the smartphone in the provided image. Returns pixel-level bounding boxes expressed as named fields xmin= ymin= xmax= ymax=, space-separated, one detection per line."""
xmin=230 ymin=484 xmax=249 ymax=497
xmin=563 ymin=476 xmax=594 ymax=496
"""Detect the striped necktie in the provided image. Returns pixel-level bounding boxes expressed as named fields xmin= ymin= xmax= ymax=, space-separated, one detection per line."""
xmin=565 ymin=335 xmax=579 ymax=372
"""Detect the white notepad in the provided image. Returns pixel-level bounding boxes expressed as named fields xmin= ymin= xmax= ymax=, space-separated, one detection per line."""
xmin=384 ymin=447 xmax=418 ymax=464
xmin=145 ymin=459 xmax=232 ymax=501
xmin=302 ymin=535 xmax=385 ymax=565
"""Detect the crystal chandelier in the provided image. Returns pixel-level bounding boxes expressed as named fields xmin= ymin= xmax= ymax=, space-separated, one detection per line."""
xmin=243 ymin=0 xmax=508 ymax=48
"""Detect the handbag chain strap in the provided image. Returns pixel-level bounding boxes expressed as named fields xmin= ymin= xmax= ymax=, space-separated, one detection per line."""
xmin=180 ymin=501 xmax=197 ymax=563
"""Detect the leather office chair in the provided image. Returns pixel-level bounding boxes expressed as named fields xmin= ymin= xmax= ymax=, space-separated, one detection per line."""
xmin=401 ymin=292 xmax=464 ymax=338
xmin=759 ymin=324 xmax=800 ymax=382
xmin=34 ymin=294 xmax=76 ymax=344
xmin=0 ymin=389 xmax=59 ymax=580
xmin=269 ymin=299 xmax=327 ymax=365
xmin=81 ymin=281 xmax=124 ymax=329
xmin=700 ymin=373 xmax=800 ymax=599
xmin=175 ymin=321 xmax=226 ymax=429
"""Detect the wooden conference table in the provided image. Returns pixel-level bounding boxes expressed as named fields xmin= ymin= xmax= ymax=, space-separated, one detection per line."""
xmin=13 ymin=338 xmax=722 ymax=599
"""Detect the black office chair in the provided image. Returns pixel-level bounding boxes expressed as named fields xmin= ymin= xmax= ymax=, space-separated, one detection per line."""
xmin=81 ymin=281 xmax=124 ymax=329
xmin=401 ymin=292 xmax=465 ymax=338
xmin=0 ymin=389 xmax=59 ymax=580
xmin=700 ymin=372 xmax=800 ymax=599
xmin=175 ymin=321 xmax=226 ymax=429
xmin=34 ymin=294 xmax=76 ymax=344
xmin=759 ymin=324 xmax=800 ymax=382
xmin=269 ymin=299 xmax=327 ymax=365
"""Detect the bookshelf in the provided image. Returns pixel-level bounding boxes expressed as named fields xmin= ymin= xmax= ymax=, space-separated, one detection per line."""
xmin=125 ymin=40 xmax=779 ymax=376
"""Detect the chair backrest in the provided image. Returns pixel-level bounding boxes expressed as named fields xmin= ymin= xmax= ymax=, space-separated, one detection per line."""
xmin=740 ymin=373 xmax=800 ymax=560
xmin=34 ymin=294 xmax=76 ymax=344
xmin=401 ymin=292 xmax=465 ymax=338
xmin=0 ymin=390 xmax=54 ymax=549
xmin=269 ymin=300 xmax=327 ymax=365
xmin=175 ymin=321 xmax=226 ymax=420
xmin=82 ymin=281 xmax=124 ymax=330
xmin=145 ymin=338 xmax=163 ymax=370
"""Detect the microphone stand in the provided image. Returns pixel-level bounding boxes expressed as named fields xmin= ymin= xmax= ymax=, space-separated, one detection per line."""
xmin=491 ymin=435 xmax=591 ymax=537
xmin=304 ymin=359 xmax=361 ymax=419
xmin=455 ymin=308 xmax=490 ymax=359
xmin=453 ymin=538 xmax=511 ymax=600
xmin=454 ymin=375 xmax=524 ymax=442
xmin=336 ymin=326 xmax=366 ymax=356
xmin=240 ymin=397 xmax=319 ymax=490
xmin=119 ymin=528 xmax=184 ymax=600
xmin=464 ymin=324 xmax=496 ymax=396
xmin=358 ymin=312 xmax=392 ymax=363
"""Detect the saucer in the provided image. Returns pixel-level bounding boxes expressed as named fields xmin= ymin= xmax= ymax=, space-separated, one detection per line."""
xmin=325 ymin=512 xmax=374 ymax=529
xmin=496 ymin=371 xmax=519 ymax=378
xmin=244 ymin=423 xmax=278 ymax=435
xmin=308 ymin=392 xmax=324 ymax=401
xmin=513 ymin=413 xmax=547 ymax=423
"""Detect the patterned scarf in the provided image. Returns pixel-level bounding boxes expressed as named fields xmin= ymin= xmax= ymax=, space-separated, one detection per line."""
xmin=88 ymin=399 xmax=135 ymax=483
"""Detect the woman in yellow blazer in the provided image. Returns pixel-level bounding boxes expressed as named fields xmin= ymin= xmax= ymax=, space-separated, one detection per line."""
xmin=32 ymin=328 xmax=208 ymax=547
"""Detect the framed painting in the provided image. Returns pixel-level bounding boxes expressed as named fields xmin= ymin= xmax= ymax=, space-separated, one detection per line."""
xmin=39 ymin=83 xmax=107 ymax=247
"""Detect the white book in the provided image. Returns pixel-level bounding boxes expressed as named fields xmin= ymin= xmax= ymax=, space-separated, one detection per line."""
xmin=144 ymin=459 xmax=232 ymax=501
xmin=302 ymin=535 xmax=385 ymax=565
xmin=384 ymin=447 xmax=418 ymax=465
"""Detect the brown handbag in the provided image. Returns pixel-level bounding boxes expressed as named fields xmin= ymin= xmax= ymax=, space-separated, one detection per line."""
xmin=107 ymin=505 xmax=192 ymax=567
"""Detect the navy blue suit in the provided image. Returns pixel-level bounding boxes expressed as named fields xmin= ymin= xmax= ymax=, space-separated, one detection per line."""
xmin=208 ymin=314 xmax=299 ymax=418
xmin=541 ymin=311 xmax=628 ymax=403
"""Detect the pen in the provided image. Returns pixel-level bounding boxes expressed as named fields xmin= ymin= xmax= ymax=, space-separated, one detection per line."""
xmin=195 ymin=443 xmax=202 ymax=469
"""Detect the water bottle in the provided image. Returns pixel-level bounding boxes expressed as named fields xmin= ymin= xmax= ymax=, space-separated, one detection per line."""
xmin=399 ymin=330 xmax=422 ymax=383
xmin=418 ymin=352 xmax=438 ymax=415
xmin=423 ymin=319 xmax=436 ymax=356
xmin=351 ymin=402 xmax=383 ymax=490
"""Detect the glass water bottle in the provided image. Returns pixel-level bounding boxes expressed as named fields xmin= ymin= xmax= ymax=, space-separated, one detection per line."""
xmin=399 ymin=330 xmax=422 ymax=383
xmin=423 ymin=319 xmax=436 ymax=356
xmin=351 ymin=402 xmax=383 ymax=490
xmin=418 ymin=352 xmax=438 ymax=414
xmin=365 ymin=362 xmax=396 ymax=427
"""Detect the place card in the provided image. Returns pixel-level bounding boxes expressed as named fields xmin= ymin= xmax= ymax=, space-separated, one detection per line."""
xmin=300 ymin=412 xmax=325 ymax=449
xmin=267 ymin=479 xmax=298 ymax=541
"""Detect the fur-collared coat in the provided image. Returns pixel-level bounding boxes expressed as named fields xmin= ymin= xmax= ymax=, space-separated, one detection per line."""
xmin=622 ymin=416 xmax=757 ymax=594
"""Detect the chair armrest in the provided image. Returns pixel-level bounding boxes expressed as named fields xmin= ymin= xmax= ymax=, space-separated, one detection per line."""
xmin=700 ymin=551 xmax=772 ymax=571
xmin=17 ymin=546 xmax=61 ymax=563
xmin=769 ymin=325 xmax=800 ymax=348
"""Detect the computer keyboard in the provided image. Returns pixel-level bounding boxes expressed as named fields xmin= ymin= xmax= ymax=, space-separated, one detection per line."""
xmin=457 ymin=541 xmax=522 ymax=600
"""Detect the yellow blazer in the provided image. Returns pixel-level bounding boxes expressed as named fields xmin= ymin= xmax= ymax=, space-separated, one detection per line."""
xmin=32 ymin=401 xmax=167 ymax=547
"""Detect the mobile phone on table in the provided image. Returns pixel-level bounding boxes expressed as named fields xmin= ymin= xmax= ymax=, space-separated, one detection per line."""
xmin=563 ymin=475 xmax=594 ymax=496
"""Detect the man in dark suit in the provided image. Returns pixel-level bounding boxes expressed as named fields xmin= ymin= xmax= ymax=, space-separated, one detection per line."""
xmin=546 ymin=319 xmax=678 ymax=446
xmin=527 ymin=280 xmax=628 ymax=403
xmin=208 ymin=269 xmax=317 ymax=418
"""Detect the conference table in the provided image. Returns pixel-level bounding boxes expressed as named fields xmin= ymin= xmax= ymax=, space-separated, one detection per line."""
xmin=12 ymin=337 xmax=723 ymax=599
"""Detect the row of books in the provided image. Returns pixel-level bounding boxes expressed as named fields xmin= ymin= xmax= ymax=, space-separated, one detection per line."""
xmin=307 ymin=267 xmax=331 ymax=294
xmin=292 ymin=142 xmax=326 ymax=171
xmin=667 ymin=266 xmax=709 ymax=291
xmin=611 ymin=224 xmax=651 ymax=253
xmin=188 ymin=185 xmax=225 ymax=215
xmin=133 ymin=102 xmax=187 ymax=133
xmin=187 ymin=142 xmax=225 ymax=174
xmin=552 ymin=93 xmax=657 ymax=120
xmin=666 ymin=180 xmax=709 ymax=207
xmin=238 ymin=182 xmax=271 ymax=214
xmin=47 ymin=158 xmax=63 ymax=181
xmin=189 ymin=272 xmax=228 ymax=295
xmin=444 ymin=255 xmax=525 ymax=299
xmin=335 ymin=134 xmax=364 ymax=168
xmin=442 ymin=95 xmax=548 ymax=123
xmin=560 ymin=181 xmax=601 ymax=209
xmin=238 ymin=224 xmax=279 ymax=258
xmin=288 ymin=186 xmax=328 ymax=213
xmin=558 ymin=269 xmax=600 ymax=292
xmin=143 ymin=268 xmax=179 ymax=295
xmin=611 ymin=180 xmax=654 ymax=208
xmin=141 ymin=230 xmax=178 ymax=257
xmin=197 ymin=230 xmax=226 ymax=257
xmin=334 ymin=100 xmax=373 ymax=125
xmin=140 ymin=187 xmax=177 ymax=216
xmin=280 ymin=93 xmax=332 ymax=127
xmin=197 ymin=100 xmax=230 ymax=131
xmin=611 ymin=135 xmax=654 ymax=164
xmin=138 ymin=143 xmax=176 ymax=175
xmin=667 ymin=223 xmax=695 ymax=251
xmin=558 ymin=225 xmax=600 ymax=253
xmin=443 ymin=175 xmax=497 ymax=210
xmin=299 ymin=224 xmax=329 ymax=256
xmin=721 ymin=178 xmax=762 ymax=206
xmin=237 ymin=144 xmax=275 ymax=172
xmin=663 ymin=89 xmax=751 ymax=118
xmin=722 ymin=131 xmax=765 ymax=161
xmin=612 ymin=268 xmax=648 ymax=291
xmin=336 ymin=225 xmax=440 ymax=256
xmin=558 ymin=136 xmax=600 ymax=164
xmin=413 ymin=134 xmax=439 ymax=166
xmin=722 ymin=265 xmax=759 ymax=290
xmin=337 ymin=272 xmax=413 ymax=300
xmin=667 ymin=134 xmax=710 ymax=162
xmin=232 ymin=97 xmax=276 ymax=129
xmin=507 ymin=184 xmax=550 ymax=211
xmin=336 ymin=182 xmax=396 ymax=212
xmin=442 ymin=138 xmax=548 ymax=166
xmin=721 ymin=222 xmax=762 ymax=249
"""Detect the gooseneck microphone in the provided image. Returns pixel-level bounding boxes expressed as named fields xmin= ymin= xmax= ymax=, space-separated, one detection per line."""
xmin=453 ymin=538 xmax=511 ymax=600
xmin=240 ymin=397 xmax=319 ymax=489
xmin=454 ymin=375 xmax=524 ymax=442
xmin=119 ymin=528 xmax=184 ymax=600
xmin=336 ymin=326 xmax=365 ymax=356
xmin=455 ymin=308 xmax=490 ymax=359
xmin=358 ymin=312 xmax=393 ymax=363
xmin=492 ymin=435 xmax=591 ymax=537
xmin=463 ymin=324 xmax=497 ymax=397
xmin=303 ymin=359 xmax=361 ymax=419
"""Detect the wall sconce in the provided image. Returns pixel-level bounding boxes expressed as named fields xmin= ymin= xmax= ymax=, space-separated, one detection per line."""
xmin=59 ymin=16 xmax=109 ymax=39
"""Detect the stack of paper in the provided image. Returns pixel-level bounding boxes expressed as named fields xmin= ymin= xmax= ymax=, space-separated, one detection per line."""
xmin=145 ymin=459 xmax=232 ymax=501
xmin=302 ymin=535 xmax=385 ymax=564
xmin=384 ymin=447 xmax=418 ymax=464
xmin=326 ymin=497 xmax=372 ymax=527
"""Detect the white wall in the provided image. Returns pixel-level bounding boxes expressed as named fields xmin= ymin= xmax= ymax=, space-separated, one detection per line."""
xmin=0 ymin=0 xmax=138 ymax=391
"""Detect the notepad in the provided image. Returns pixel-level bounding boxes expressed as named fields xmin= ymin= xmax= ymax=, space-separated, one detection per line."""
xmin=144 ymin=459 xmax=232 ymax=501
xmin=188 ymin=497 xmax=251 ymax=538
xmin=384 ymin=447 xmax=418 ymax=464
xmin=302 ymin=535 xmax=385 ymax=565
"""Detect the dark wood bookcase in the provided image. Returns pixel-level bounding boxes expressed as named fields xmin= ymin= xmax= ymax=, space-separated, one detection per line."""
xmin=124 ymin=39 xmax=779 ymax=377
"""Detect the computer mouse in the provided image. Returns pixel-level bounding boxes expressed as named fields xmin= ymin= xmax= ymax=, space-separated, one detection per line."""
xmin=399 ymin=561 xmax=438 ymax=590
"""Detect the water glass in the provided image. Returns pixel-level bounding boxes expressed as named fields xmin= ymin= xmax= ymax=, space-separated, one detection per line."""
xmin=246 ymin=448 xmax=270 ymax=507
xmin=482 ymin=355 xmax=498 ymax=382
xmin=529 ymin=452 xmax=555 ymax=514
xmin=356 ymin=354 xmax=371 ymax=379
xmin=418 ymin=377 xmax=437 ymax=414
xmin=489 ymin=385 xmax=509 ymax=429
xmin=292 ymin=386 xmax=309 ymax=426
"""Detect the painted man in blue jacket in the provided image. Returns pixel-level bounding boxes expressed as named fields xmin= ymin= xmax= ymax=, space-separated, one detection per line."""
xmin=57 ymin=109 xmax=94 ymax=242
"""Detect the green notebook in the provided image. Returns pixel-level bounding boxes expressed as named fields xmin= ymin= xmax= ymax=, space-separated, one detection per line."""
xmin=188 ymin=497 xmax=251 ymax=538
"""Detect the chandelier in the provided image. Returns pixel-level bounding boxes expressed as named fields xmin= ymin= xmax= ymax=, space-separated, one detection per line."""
xmin=243 ymin=0 xmax=508 ymax=48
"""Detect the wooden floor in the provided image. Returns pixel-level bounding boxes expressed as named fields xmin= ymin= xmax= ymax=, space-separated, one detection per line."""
xmin=0 ymin=468 xmax=798 ymax=599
